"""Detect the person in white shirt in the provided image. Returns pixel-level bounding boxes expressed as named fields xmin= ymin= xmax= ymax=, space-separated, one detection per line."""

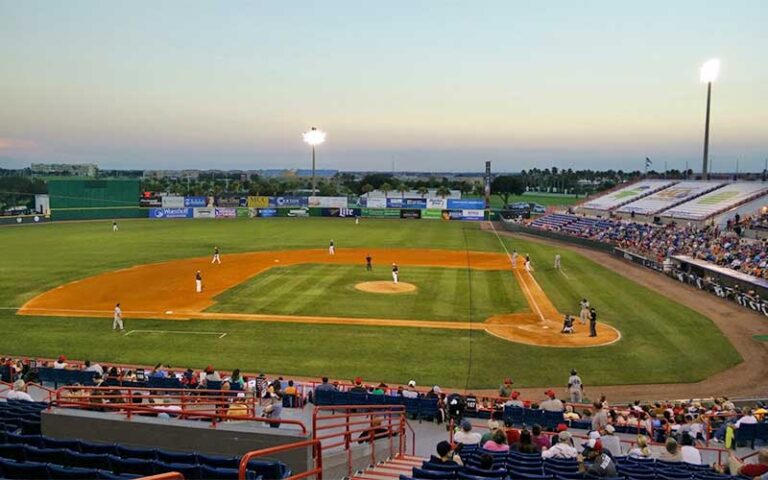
xmin=113 ymin=303 xmax=124 ymax=331
xmin=83 ymin=360 xmax=103 ymax=375
xmin=6 ymin=380 xmax=34 ymax=402
xmin=402 ymin=380 xmax=419 ymax=399
xmin=601 ymin=425 xmax=622 ymax=457
xmin=453 ymin=420 xmax=482 ymax=445
xmin=567 ymin=369 xmax=583 ymax=403
xmin=627 ymin=435 xmax=653 ymax=459
xmin=734 ymin=408 xmax=758 ymax=427
xmin=53 ymin=356 xmax=67 ymax=369
xmin=680 ymin=433 xmax=701 ymax=465
xmin=542 ymin=431 xmax=578 ymax=459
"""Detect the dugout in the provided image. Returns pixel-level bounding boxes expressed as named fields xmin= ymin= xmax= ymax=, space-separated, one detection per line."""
xmin=48 ymin=179 xmax=144 ymax=221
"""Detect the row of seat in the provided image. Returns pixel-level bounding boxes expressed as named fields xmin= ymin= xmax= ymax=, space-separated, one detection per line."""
xmin=313 ymin=390 xmax=439 ymax=420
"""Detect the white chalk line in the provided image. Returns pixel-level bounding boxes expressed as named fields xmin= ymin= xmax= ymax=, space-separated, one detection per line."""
xmin=124 ymin=330 xmax=227 ymax=339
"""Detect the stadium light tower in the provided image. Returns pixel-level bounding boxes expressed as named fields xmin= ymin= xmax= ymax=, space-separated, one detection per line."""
xmin=700 ymin=59 xmax=720 ymax=179
xmin=302 ymin=127 xmax=326 ymax=195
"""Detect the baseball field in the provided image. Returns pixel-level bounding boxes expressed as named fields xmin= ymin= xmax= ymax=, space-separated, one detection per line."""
xmin=0 ymin=218 xmax=741 ymax=389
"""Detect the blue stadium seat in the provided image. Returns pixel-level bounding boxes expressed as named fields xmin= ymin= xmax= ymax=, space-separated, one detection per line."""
xmin=733 ymin=423 xmax=759 ymax=448
xmin=48 ymin=464 xmax=101 ymax=480
xmin=312 ymin=389 xmax=334 ymax=406
xmin=419 ymin=398 xmax=439 ymax=421
xmin=411 ymin=467 xmax=455 ymax=479
xmin=247 ymin=458 xmax=289 ymax=479
xmin=0 ymin=443 xmax=26 ymax=462
xmin=23 ymin=445 xmax=68 ymax=465
xmin=156 ymin=449 xmax=197 ymax=464
xmin=421 ymin=462 xmax=461 ymax=473
xmin=0 ymin=458 xmax=50 ymax=479
xmin=79 ymin=440 xmax=117 ymax=455
xmin=65 ymin=451 xmax=113 ymax=470
xmin=461 ymin=465 xmax=506 ymax=478
xmin=504 ymin=406 xmax=524 ymax=426
xmin=109 ymin=455 xmax=156 ymax=476
xmin=152 ymin=461 xmax=201 ymax=479
xmin=5 ymin=433 xmax=44 ymax=448
xmin=197 ymin=453 xmax=240 ymax=469
xmin=116 ymin=444 xmax=157 ymax=460
xmin=200 ymin=465 xmax=240 ymax=480
xmin=42 ymin=436 xmax=81 ymax=452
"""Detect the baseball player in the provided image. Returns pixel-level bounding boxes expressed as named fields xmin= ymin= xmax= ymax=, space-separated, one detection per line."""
xmin=365 ymin=254 xmax=372 ymax=272
xmin=113 ymin=302 xmax=124 ymax=331
xmin=589 ymin=307 xmax=598 ymax=337
xmin=355 ymin=216 xmax=359 ymax=225
xmin=579 ymin=298 xmax=590 ymax=325
xmin=195 ymin=271 xmax=203 ymax=293
xmin=567 ymin=369 xmax=583 ymax=403
xmin=511 ymin=250 xmax=518 ymax=268
xmin=112 ymin=220 xmax=118 ymax=232
xmin=554 ymin=253 xmax=561 ymax=270
xmin=391 ymin=263 xmax=399 ymax=284
xmin=524 ymin=254 xmax=533 ymax=272
xmin=211 ymin=246 xmax=221 ymax=264
xmin=329 ymin=240 xmax=335 ymax=255
xmin=561 ymin=315 xmax=574 ymax=334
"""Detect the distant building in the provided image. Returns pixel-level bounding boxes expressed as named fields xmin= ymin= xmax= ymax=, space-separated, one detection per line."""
xmin=31 ymin=163 xmax=98 ymax=177
xmin=362 ymin=189 xmax=461 ymax=199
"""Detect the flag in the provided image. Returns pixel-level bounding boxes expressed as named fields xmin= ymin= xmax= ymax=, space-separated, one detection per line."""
xmin=645 ymin=157 xmax=653 ymax=167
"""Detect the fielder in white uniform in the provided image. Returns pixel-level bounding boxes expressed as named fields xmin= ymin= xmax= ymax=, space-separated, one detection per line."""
xmin=113 ymin=303 xmax=124 ymax=331
xmin=212 ymin=246 xmax=221 ymax=264
xmin=112 ymin=220 xmax=118 ymax=232
xmin=355 ymin=216 xmax=359 ymax=225
xmin=329 ymin=240 xmax=335 ymax=255
xmin=567 ymin=369 xmax=583 ymax=403
xmin=511 ymin=250 xmax=518 ymax=268
xmin=524 ymin=254 xmax=532 ymax=272
xmin=554 ymin=254 xmax=561 ymax=270
xmin=195 ymin=271 xmax=203 ymax=293
xmin=392 ymin=263 xmax=399 ymax=283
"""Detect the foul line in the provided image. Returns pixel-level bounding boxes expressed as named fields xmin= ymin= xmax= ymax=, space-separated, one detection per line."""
xmin=487 ymin=222 xmax=546 ymax=323
xmin=124 ymin=330 xmax=227 ymax=339
xmin=558 ymin=267 xmax=571 ymax=280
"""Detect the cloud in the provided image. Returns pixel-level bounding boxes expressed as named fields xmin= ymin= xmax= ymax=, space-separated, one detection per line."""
xmin=0 ymin=138 xmax=40 ymax=153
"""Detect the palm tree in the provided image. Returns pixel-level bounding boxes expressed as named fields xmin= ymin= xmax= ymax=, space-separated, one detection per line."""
xmin=397 ymin=183 xmax=408 ymax=198
xmin=380 ymin=182 xmax=393 ymax=198
xmin=361 ymin=184 xmax=374 ymax=195
xmin=436 ymin=186 xmax=451 ymax=199
xmin=417 ymin=186 xmax=429 ymax=198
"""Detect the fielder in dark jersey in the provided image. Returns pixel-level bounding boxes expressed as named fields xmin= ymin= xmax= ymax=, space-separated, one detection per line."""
xmin=365 ymin=254 xmax=372 ymax=271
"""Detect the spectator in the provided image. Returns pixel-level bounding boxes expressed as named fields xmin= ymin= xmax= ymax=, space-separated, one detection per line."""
xmin=357 ymin=418 xmax=389 ymax=444
xmin=203 ymin=365 xmax=220 ymax=386
xmin=350 ymin=377 xmax=367 ymax=394
xmin=83 ymin=360 xmax=103 ymax=375
xmin=627 ymin=435 xmax=653 ymax=459
xmin=228 ymin=369 xmax=245 ymax=390
xmin=480 ymin=420 xmax=501 ymax=444
xmin=262 ymin=391 xmax=283 ymax=428
xmin=477 ymin=454 xmax=494 ymax=470
xmin=5 ymin=380 xmax=33 ymax=401
xmin=431 ymin=440 xmax=463 ymax=466
xmin=402 ymin=380 xmax=419 ymax=399
xmin=315 ymin=377 xmax=337 ymax=392
xmin=454 ymin=419 xmax=482 ymax=445
xmin=592 ymin=401 xmax=609 ymax=431
xmin=53 ymin=355 xmax=67 ymax=369
xmin=499 ymin=378 xmax=514 ymax=397
xmin=504 ymin=391 xmax=524 ymax=408
xmin=659 ymin=437 xmax=683 ymax=462
xmin=717 ymin=449 xmax=768 ymax=478
xmin=425 ymin=385 xmax=440 ymax=398
xmin=680 ymin=432 xmax=701 ymax=465
xmin=601 ymin=425 xmax=622 ymax=457
xmin=181 ymin=368 xmax=199 ymax=388
xmin=542 ymin=430 xmax=578 ymax=459
xmin=512 ymin=429 xmax=540 ymax=454
xmin=283 ymin=379 xmax=297 ymax=396
xmin=531 ymin=424 xmax=551 ymax=450
xmin=540 ymin=389 xmax=564 ymax=412
xmin=578 ymin=440 xmax=617 ymax=478
xmin=482 ymin=429 xmax=510 ymax=452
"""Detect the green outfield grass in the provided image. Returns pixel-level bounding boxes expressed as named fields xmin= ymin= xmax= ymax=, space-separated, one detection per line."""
xmin=0 ymin=217 xmax=741 ymax=388
xmin=469 ymin=193 xmax=580 ymax=208
xmin=207 ymin=264 xmax=528 ymax=321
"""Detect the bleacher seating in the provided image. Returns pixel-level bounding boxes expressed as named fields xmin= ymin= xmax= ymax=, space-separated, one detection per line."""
xmin=0 ymin=398 xmax=290 ymax=480
xmin=313 ymin=390 xmax=439 ymax=421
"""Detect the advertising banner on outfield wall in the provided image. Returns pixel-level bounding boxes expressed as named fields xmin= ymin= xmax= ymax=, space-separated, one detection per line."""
xmin=193 ymin=208 xmax=215 ymax=218
xmin=150 ymin=208 xmax=192 ymax=219
xmin=363 ymin=197 xmax=387 ymax=208
xmin=308 ymin=196 xmax=348 ymax=208
xmin=387 ymin=198 xmax=427 ymax=209
xmin=161 ymin=196 xmax=185 ymax=208
xmin=236 ymin=208 xmax=249 ymax=218
xmin=184 ymin=196 xmax=208 ymax=207
xmin=442 ymin=210 xmax=464 ymax=220
xmin=426 ymin=198 xmax=448 ymax=209
xmin=247 ymin=196 xmax=270 ymax=208
xmin=269 ymin=196 xmax=307 ymax=208
xmin=447 ymin=198 xmax=485 ymax=210
xmin=422 ymin=209 xmax=443 ymax=219
xmin=361 ymin=208 xmax=401 ymax=218
xmin=321 ymin=207 xmax=361 ymax=217
xmin=461 ymin=209 xmax=485 ymax=221
xmin=214 ymin=208 xmax=236 ymax=218
xmin=217 ymin=197 xmax=245 ymax=208
xmin=258 ymin=208 xmax=278 ymax=218
xmin=400 ymin=208 xmax=422 ymax=219
xmin=287 ymin=207 xmax=310 ymax=217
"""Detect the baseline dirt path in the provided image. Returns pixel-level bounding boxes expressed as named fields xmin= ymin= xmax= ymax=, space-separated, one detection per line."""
xmin=18 ymin=247 xmax=618 ymax=347
xmin=484 ymin=223 xmax=768 ymax=400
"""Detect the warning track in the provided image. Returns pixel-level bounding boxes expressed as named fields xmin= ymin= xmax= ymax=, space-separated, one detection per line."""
xmin=18 ymin=248 xmax=619 ymax=347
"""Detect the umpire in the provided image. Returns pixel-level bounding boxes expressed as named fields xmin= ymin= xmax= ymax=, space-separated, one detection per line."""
xmin=589 ymin=307 xmax=597 ymax=337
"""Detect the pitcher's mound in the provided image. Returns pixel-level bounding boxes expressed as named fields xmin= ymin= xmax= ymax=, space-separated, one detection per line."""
xmin=355 ymin=281 xmax=417 ymax=294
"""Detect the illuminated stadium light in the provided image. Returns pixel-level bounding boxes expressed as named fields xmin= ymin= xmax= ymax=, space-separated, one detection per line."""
xmin=303 ymin=127 xmax=326 ymax=195
xmin=700 ymin=58 xmax=720 ymax=83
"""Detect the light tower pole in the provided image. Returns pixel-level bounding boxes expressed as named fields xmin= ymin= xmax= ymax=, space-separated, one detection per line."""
xmin=700 ymin=59 xmax=720 ymax=179
xmin=302 ymin=127 xmax=326 ymax=195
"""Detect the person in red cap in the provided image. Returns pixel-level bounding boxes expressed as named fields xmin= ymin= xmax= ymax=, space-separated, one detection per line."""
xmin=350 ymin=377 xmax=366 ymax=393
xmin=541 ymin=389 xmax=564 ymax=412
xmin=578 ymin=438 xmax=617 ymax=477
xmin=504 ymin=391 xmax=524 ymax=408
xmin=54 ymin=356 xmax=67 ymax=369
xmin=499 ymin=378 xmax=514 ymax=397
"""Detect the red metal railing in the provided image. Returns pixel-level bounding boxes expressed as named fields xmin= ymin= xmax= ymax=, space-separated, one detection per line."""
xmin=238 ymin=439 xmax=322 ymax=480
xmin=312 ymin=405 xmax=412 ymax=478
xmin=137 ymin=473 xmax=185 ymax=480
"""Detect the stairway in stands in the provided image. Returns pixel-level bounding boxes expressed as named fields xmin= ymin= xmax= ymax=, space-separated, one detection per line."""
xmin=350 ymin=454 xmax=425 ymax=480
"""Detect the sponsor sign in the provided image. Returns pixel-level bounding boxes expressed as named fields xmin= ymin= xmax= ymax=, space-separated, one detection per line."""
xmin=462 ymin=209 xmax=485 ymax=221
xmin=270 ymin=196 xmax=307 ymax=208
xmin=258 ymin=208 xmax=278 ymax=218
xmin=193 ymin=208 xmax=215 ymax=218
xmin=321 ymin=207 xmax=361 ymax=217
xmin=426 ymin=198 xmax=447 ymax=209
xmin=247 ymin=196 xmax=270 ymax=208
xmin=387 ymin=198 xmax=427 ymax=209
xmin=422 ymin=209 xmax=443 ymax=219
xmin=400 ymin=209 xmax=422 ymax=219
xmin=447 ymin=198 xmax=485 ymax=210
xmin=139 ymin=196 xmax=162 ymax=208
xmin=161 ymin=196 xmax=185 ymax=208
xmin=149 ymin=208 xmax=192 ymax=219
xmin=217 ymin=197 xmax=244 ymax=208
xmin=287 ymin=207 xmax=310 ymax=217
xmin=364 ymin=197 xmax=387 ymax=208
xmin=184 ymin=196 xmax=207 ymax=207
xmin=362 ymin=208 xmax=401 ymax=218
xmin=236 ymin=207 xmax=249 ymax=218
xmin=308 ymin=196 xmax=348 ymax=208
xmin=214 ymin=208 xmax=236 ymax=218
xmin=443 ymin=210 xmax=464 ymax=220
